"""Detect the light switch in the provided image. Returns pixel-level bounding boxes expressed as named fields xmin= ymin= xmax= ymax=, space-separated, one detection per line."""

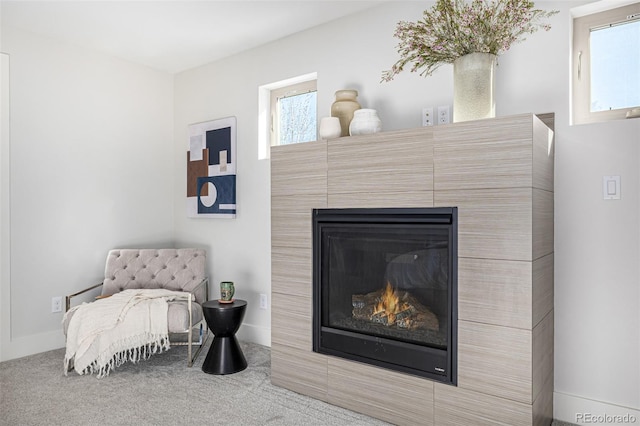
xmin=603 ymin=175 xmax=621 ymax=200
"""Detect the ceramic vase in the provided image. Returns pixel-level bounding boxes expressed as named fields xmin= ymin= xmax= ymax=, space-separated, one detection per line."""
xmin=349 ymin=109 xmax=382 ymax=136
xmin=220 ymin=281 xmax=235 ymax=302
xmin=318 ymin=117 xmax=342 ymax=140
xmin=453 ymin=52 xmax=497 ymax=123
xmin=330 ymin=89 xmax=361 ymax=137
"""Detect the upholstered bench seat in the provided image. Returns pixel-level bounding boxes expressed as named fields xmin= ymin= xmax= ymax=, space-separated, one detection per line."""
xmin=168 ymin=301 xmax=203 ymax=332
xmin=64 ymin=248 xmax=209 ymax=367
xmin=63 ymin=299 xmax=204 ymax=335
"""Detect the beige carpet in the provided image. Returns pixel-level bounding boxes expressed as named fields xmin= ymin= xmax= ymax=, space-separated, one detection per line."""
xmin=1 ymin=340 xmax=388 ymax=425
xmin=1 ymin=339 xmax=575 ymax=425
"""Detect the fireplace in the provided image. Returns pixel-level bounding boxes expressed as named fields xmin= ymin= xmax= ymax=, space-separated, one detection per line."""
xmin=312 ymin=207 xmax=458 ymax=385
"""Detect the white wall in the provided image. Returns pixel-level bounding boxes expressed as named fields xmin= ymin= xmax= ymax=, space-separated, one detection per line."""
xmin=0 ymin=26 xmax=175 ymax=360
xmin=173 ymin=62 xmax=273 ymax=345
xmin=174 ymin=1 xmax=639 ymax=422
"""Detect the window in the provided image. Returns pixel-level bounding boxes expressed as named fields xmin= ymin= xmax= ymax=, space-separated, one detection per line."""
xmin=258 ymin=73 xmax=317 ymax=159
xmin=572 ymin=2 xmax=640 ymax=124
xmin=271 ymin=80 xmax=317 ymax=146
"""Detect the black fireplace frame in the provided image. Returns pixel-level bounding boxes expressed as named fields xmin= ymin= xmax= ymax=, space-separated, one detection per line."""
xmin=312 ymin=207 xmax=458 ymax=385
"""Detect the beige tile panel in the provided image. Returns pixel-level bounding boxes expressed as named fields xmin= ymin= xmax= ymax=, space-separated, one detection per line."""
xmin=328 ymin=191 xmax=433 ymax=209
xmin=533 ymin=373 xmax=554 ymax=426
xmin=534 ymin=113 xmax=555 ymax=132
xmin=271 ymin=246 xmax=312 ymax=298
xmin=458 ymin=258 xmax=532 ymax=329
xmin=271 ymin=140 xmax=327 ymax=197
xmin=458 ymin=320 xmax=532 ymax=404
xmin=269 ymin=114 xmax=554 ymax=425
xmin=435 ymin=383 xmax=532 ymax=426
xmin=327 ymin=357 xmax=435 ymax=426
xmin=532 ymin=311 xmax=554 ymax=404
xmin=271 ymin=194 xmax=326 ymax=249
xmin=271 ymin=343 xmax=328 ymax=402
xmin=433 ymin=113 xmax=532 ymax=144
xmin=532 ymin=116 xmax=555 ymax=192
xmin=532 ymin=254 xmax=554 ymax=328
xmin=435 ymin=188 xmax=532 ymax=261
xmin=271 ymin=292 xmax=312 ymax=350
xmin=327 ymin=130 xmax=433 ymax=195
xmin=533 ymin=189 xmax=554 ymax=260
xmin=433 ymin=138 xmax=532 ymax=191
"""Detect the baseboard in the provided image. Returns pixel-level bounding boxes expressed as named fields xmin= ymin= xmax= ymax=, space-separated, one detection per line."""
xmin=554 ymin=391 xmax=639 ymax=425
xmin=0 ymin=329 xmax=65 ymax=362
xmin=237 ymin=323 xmax=271 ymax=347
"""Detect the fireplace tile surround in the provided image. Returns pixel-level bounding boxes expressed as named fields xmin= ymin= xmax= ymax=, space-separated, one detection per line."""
xmin=270 ymin=113 xmax=554 ymax=425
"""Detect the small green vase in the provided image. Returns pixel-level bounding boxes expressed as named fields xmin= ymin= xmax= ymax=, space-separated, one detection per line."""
xmin=220 ymin=281 xmax=235 ymax=302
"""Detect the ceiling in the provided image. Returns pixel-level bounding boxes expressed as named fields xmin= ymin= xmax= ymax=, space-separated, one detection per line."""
xmin=1 ymin=0 xmax=385 ymax=74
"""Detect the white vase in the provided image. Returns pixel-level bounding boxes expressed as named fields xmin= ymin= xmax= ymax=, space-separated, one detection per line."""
xmin=453 ymin=52 xmax=496 ymax=123
xmin=349 ymin=109 xmax=382 ymax=136
xmin=319 ymin=117 xmax=342 ymax=140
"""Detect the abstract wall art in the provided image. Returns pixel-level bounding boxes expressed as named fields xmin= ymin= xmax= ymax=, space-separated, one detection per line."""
xmin=187 ymin=117 xmax=237 ymax=218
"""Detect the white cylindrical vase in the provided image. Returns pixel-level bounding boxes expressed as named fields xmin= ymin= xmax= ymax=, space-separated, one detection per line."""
xmin=319 ymin=117 xmax=342 ymax=140
xmin=453 ymin=52 xmax=496 ymax=123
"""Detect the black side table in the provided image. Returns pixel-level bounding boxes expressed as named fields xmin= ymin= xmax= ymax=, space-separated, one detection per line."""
xmin=201 ymin=299 xmax=247 ymax=375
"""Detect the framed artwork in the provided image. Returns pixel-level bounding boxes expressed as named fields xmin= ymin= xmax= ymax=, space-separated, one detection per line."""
xmin=187 ymin=117 xmax=237 ymax=218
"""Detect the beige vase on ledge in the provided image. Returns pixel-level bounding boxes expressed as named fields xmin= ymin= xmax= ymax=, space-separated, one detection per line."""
xmin=331 ymin=89 xmax=361 ymax=136
xmin=453 ymin=52 xmax=497 ymax=123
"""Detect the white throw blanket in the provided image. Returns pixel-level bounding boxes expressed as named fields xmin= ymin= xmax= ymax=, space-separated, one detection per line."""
xmin=63 ymin=288 xmax=191 ymax=378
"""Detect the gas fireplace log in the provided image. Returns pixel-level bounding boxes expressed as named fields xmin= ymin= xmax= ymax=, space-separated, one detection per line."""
xmin=352 ymin=305 xmax=374 ymax=320
xmin=351 ymin=288 xmax=439 ymax=331
xmin=351 ymin=294 xmax=368 ymax=309
xmin=352 ymin=289 xmax=382 ymax=320
xmin=371 ymin=311 xmax=389 ymax=325
xmin=395 ymin=305 xmax=416 ymax=320
xmin=410 ymin=311 xmax=439 ymax=331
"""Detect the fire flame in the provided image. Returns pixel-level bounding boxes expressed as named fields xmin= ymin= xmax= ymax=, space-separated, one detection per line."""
xmin=374 ymin=281 xmax=402 ymax=324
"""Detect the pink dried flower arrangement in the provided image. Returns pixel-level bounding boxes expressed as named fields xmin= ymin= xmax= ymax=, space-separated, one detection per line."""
xmin=382 ymin=0 xmax=558 ymax=81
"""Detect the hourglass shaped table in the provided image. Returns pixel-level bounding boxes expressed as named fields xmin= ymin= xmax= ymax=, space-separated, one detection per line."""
xmin=201 ymin=299 xmax=247 ymax=375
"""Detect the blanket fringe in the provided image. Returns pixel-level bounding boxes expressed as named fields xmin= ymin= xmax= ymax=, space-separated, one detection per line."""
xmin=65 ymin=334 xmax=171 ymax=378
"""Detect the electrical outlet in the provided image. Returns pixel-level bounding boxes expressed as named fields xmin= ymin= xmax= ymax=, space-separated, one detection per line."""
xmin=259 ymin=293 xmax=268 ymax=310
xmin=422 ymin=107 xmax=434 ymax=126
xmin=437 ymin=106 xmax=450 ymax=124
xmin=51 ymin=296 xmax=63 ymax=313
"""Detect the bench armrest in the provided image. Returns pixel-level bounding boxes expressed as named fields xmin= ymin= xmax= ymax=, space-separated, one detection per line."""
xmin=65 ymin=282 xmax=103 ymax=312
xmin=190 ymin=277 xmax=209 ymax=304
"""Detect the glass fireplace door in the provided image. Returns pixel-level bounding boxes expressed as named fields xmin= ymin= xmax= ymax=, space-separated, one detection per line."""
xmin=313 ymin=208 xmax=457 ymax=384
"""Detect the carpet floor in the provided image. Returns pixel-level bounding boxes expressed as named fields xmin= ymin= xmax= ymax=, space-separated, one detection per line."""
xmin=1 ymin=339 xmax=388 ymax=426
xmin=1 ymin=339 xmax=575 ymax=426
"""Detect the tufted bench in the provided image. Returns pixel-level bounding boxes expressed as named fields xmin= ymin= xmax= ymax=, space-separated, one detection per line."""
xmin=64 ymin=248 xmax=209 ymax=367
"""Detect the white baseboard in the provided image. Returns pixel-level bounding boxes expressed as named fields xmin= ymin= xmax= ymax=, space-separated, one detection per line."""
xmin=237 ymin=323 xmax=271 ymax=347
xmin=0 ymin=329 xmax=66 ymax=362
xmin=555 ymin=391 xmax=640 ymax=425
